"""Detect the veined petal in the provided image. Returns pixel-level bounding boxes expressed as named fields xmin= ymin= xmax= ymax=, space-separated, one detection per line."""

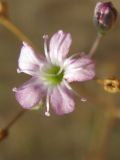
xmin=64 ymin=54 xmax=95 ymax=82
xmin=50 ymin=84 xmax=75 ymax=115
xmin=18 ymin=42 xmax=45 ymax=75
xmin=14 ymin=77 xmax=47 ymax=109
xmin=49 ymin=30 xmax=72 ymax=63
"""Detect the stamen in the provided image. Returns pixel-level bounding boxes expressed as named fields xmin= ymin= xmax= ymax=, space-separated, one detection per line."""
xmin=63 ymin=52 xmax=83 ymax=67
xmin=64 ymin=53 xmax=93 ymax=71
xmin=57 ymin=67 xmax=63 ymax=75
xmin=63 ymin=80 xmax=87 ymax=102
xmin=45 ymin=91 xmax=50 ymax=117
xmin=65 ymin=61 xmax=93 ymax=72
xmin=68 ymin=52 xmax=83 ymax=60
xmin=43 ymin=34 xmax=50 ymax=62
xmin=43 ymin=72 xmax=58 ymax=77
xmin=17 ymin=68 xmax=37 ymax=75
xmin=68 ymin=68 xmax=82 ymax=72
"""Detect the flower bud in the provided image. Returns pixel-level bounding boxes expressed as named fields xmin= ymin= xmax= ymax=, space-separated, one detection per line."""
xmin=94 ymin=2 xmax=118 ymax=35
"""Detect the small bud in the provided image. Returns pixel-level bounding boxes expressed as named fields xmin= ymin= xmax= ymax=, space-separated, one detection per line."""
xmin=94 ymin=2 xmax=118 ymax=35
xmin=97 ymin=78 xmax=120 ymax=93
xmin=0 ymin=128 xmax=8 ymax=141
xmin=0 ymin=1 xmax=8 ymax=18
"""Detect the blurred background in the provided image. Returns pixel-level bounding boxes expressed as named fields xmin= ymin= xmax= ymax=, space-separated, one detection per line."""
xmin=0 ymin=0 xmax=120 ymax=160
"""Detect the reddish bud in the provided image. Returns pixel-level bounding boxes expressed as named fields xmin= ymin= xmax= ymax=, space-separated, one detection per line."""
xmin=94 ymin=2 xmax=118 ymax=35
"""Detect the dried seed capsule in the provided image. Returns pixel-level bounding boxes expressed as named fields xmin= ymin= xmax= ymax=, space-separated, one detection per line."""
xmin=97 ymin=78 xmax=120 ymax=93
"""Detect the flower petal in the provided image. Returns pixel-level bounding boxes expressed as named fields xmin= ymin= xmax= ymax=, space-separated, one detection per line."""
xmin=64 ymin=54 xmax=95 ymax=82
xmin=50 ymin=84 xmax=75 ymax=115
xmin=49 ymin=30 xmax=72 ymax=63
xmin=18 ymin=42 xmax=45 ymax=75
xmin=14 ymin=77 xmax=47 ymax=109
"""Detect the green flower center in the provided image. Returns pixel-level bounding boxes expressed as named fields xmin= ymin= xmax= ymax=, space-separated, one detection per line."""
xmin=43 ymin=65 xmax=64 ymax=85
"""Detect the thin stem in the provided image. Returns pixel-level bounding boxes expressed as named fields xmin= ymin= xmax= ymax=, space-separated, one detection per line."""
xmin=84 ymin=112 xmax=114 ymax=160
xmin=88 ymin=34 xmax=103 ymax=57
xmin=0 ymin=17 xmax=40 ymax=53
xmin=4 ymin=109 xmax=26 ymax=130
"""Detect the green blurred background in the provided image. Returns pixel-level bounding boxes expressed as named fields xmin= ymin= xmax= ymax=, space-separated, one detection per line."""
xmin=0 ymin=0 xmax=120 ymax=160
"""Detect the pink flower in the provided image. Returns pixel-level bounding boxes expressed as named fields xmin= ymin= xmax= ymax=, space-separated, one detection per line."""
xmin=13 ymin=30 xmax=95 ymax=116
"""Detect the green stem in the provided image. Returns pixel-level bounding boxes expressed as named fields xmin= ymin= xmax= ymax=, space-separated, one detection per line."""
xmin=88 ymin=34 xmax=103 ymax=57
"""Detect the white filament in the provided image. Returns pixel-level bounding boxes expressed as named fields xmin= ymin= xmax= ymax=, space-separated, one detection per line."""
xmin=63 ymin=80 xmax=87 ymax=102
xmin=43 ymin=34 xmax=50 ymax=62
xmin=45 ymin=91 xmax=50 ymax=116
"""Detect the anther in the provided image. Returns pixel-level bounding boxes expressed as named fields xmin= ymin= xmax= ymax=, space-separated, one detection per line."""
xmin=45 ymin=111 xmax=50 ymax=117
xmin=81 ymin=97 xmax=87 ymax=102
xmin=12 ymin=87 xmax=17 ymax=92
xmin=17 ymin=68 xmax=21 ymax=73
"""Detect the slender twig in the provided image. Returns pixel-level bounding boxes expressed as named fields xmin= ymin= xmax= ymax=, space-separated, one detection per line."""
xmin=0 ymin=17 xmax=40 ymax=53
xmin=4 ymin=109 xmax=26 ymax=130
xmin=0 ymin=110 xmax=26 ymax=141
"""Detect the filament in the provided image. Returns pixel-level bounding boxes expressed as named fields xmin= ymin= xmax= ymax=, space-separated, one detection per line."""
xmin=43 ymin=34 xmax=50 ymax=62
xmin=63 ymin=80 xmax=87 ymax=102
xmin=45 ymin=91 xmax=51 ymax=116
